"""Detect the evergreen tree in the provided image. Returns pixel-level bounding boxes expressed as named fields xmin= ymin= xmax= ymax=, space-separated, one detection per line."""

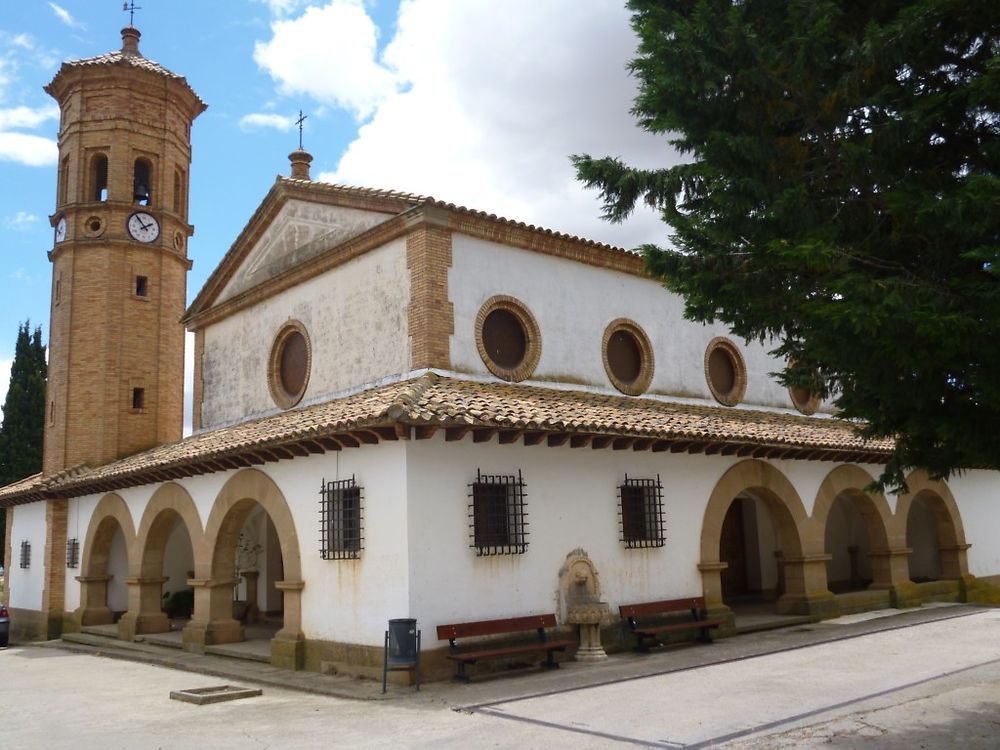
xmin=0 ymin=322 xmax=47 ymax=565
xmin=574 ymin=0 xmax=1000 ymax=489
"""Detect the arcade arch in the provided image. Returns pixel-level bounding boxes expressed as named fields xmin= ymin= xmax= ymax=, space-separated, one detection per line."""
xmin=700 ymin=461 xmax=824 ymax=616
xmin=811 ymin=466 xmax=895 ymax=592
xmin=183 ymin=469 xmax=305 ymax=669
xmin=897 ymin=471 xmax=969 ymax=582
xmin=119 ymin=483 xmax=204 ymax=638
xmin=77 ymin=493 xmax=135 ymax=627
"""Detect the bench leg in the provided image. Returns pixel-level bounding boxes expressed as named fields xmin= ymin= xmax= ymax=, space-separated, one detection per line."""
xmin=540 ymin=649 xmax=560 ymax=670
xmin=453 ymin=660 xmax=471 ymax=683
xmin=697 ymin=627 xmax=714 ymax=644
xmin=632 ymin=635 xmax=653 ymax=653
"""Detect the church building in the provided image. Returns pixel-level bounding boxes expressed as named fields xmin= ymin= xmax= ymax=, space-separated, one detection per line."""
xmin=1 ymin=26 xmax=997 ymax=680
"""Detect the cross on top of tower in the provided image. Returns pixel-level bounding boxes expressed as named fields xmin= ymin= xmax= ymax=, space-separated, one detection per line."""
xmin=296 ymin=110 xmax=308 ymax=151
xmin=123 ymin=1 xmax=142 ymax=27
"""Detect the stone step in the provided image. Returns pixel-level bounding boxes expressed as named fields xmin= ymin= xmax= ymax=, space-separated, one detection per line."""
xmin=204 ymin=643 xmax=271 ymax=664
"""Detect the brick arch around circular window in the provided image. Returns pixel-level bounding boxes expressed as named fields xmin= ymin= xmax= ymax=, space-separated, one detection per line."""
xmin=268 ymin=320 xmax=312 ymax=409
xmin=475 ymin=295 xmax=542 ymax=382
xmin=788 ymin=384 xmax=821 ymax=415
xmin=703 ymin=336 xmax=747 ymax=406
xmin=602 ymin=318 xmax=655 ymax=396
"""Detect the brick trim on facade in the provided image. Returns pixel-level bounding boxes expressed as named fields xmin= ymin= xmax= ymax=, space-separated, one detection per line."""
xmin=41 ymin=499 xmax=68 ymax=637
xmin=406 ymin=223 xmax=454 ymax=370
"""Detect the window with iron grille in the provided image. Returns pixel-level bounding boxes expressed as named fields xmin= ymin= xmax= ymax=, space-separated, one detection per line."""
xmin=19 ymin=540 xmax=31 ymax=569
xmin=619 ymin=474 xmax=665 ymax=548
xmin=66 ymin=538 xmax=80 ymax=569
xmin=319 ymin=476 xmax=363 ymax=560
xmin=469 ymin=469 xmax=528 ymax=556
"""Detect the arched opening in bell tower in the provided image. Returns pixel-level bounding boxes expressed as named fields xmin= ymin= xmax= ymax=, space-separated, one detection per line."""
xmin=90 ymin=153 xmax=108 ymax=201
xmin=133 ymin=157 xmax=153 ymax=205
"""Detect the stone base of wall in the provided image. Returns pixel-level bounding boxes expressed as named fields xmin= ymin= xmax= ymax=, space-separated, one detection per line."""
xmin=833 ymin=588 xmax=893 ymax=616
xmin=962 ymin=574 xmax=1000 ymax=605
xmin=9 ymin=607 xmax=63 ymax=641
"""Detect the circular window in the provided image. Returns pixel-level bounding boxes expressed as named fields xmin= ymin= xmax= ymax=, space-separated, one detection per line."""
xmin=789 ymin=384 xmax=819 ymax=415
xmin=704 ymin=337 xmax=747 ymax=406
xmin=84 ymin=215 xmax=106 ymax=238
xmin=268 ymin=321 xmax=311 ymax=408
xmin=475 ymin=295 xmax=541 ymax=381
xmin=602 ymin=319 xmax=654 ymax=395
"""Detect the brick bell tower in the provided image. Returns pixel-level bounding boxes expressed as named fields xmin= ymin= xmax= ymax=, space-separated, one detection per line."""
xmin=42 ymin=25 xmax=206 ymax=476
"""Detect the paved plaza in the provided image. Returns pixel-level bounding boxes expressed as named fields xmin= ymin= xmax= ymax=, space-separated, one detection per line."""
xmin=1 ymin=606 xmax=998 ymax=748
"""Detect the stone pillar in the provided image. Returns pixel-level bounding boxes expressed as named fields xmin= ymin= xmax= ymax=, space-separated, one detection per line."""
xmin=241 ymin=569 xmax=260 ymax=624
xmin=182 ymin=577 xmax=243 ymax=652
xmin=869 ymin=547 xmax=923 ymax=608
xmin=74 ymin=575 xmax=113 ymax=626
xmin=697 ymin=561 xmax=735 ymax=629
xmin=868 ymin=547 xmax=911 ymax=590
xmin=777 ymin=554 xmax=837 ymax=618
xmin=271 ymin=579 xmax=305 ymax=670
xmin=940 ymin=544 xmax=971 ymax=579
xmin=118 ymin=576 xmax=169 ymax=640
xmin=41 ymin=499 xmax=69 ymax=639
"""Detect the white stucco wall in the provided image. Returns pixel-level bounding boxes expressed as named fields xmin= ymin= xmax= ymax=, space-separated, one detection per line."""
xmin=39 ymin=446 xmax=1000 ymax=649
xmin=200 ymin=238 xmax=410 ymax=429
xmin=950 ymin=471 xmax=1000 ymax=578
xmin=7 ymin=502 xmax=47 ymax=610
xmin=266 ymin=443 xmax=410 ymax=646
xmin=449 ymin=234 xmax=809 ymax=412
xmin=403 ymin=437 xmax=849 ymax=634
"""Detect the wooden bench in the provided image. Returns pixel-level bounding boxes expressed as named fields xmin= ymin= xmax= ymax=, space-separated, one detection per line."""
xmin=619 ymin=597 xmax=724 ymax=652
xmin=436 ymin=614 xmax=576 ymax=682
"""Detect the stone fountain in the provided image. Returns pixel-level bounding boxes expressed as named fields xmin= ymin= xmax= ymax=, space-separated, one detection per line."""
xmin=558 ymin=549 xmax=610 ymax=661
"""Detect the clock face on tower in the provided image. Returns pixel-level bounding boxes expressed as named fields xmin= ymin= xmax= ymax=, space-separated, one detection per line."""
xmin=54 ymin=216 xmax=67 ymax=243
xmin=127 ymin=211 xmax=160 ymax=243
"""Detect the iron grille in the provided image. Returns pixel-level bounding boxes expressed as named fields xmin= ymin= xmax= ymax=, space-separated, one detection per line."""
xmin=319 ymin=476 xmax=363 ymax=560
xmin=619 ymin=474 xmax=665 ymax=548
xmin=66 ymin=538 xmax=80 ymax=569
xmin=19 ymin=540 xmax=31 ymax=569
xmin=469 ymin=469 xmax=528 ymax=556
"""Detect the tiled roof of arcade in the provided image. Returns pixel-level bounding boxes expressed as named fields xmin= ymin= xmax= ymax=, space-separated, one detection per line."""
xmin=0 ymin=374 xmax=893 ymax=506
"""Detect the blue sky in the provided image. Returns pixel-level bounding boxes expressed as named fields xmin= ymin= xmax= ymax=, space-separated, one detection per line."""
xmin=0 ymin=0 xmax=674 ymax=420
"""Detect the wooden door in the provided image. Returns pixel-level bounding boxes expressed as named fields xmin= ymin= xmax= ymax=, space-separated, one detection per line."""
xmin=720 ymin=498 xmax=749 ymax=598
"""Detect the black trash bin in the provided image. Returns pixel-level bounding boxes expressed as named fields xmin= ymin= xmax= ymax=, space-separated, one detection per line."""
xmin=382 ymin=618 xmax=420 ymax=693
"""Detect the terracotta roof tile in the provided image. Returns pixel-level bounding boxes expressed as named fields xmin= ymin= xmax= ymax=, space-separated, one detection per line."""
xmin=0 ymin=374 xmax=890 ymax=506
xmin=50 ymin=50 xmax=206 ymax=109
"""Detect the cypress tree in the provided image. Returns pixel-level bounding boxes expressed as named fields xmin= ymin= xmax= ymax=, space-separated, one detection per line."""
xmin=0 ymin=322 xmax=47 ymax=565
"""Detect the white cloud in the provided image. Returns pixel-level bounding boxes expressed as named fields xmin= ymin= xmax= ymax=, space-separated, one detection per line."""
xmin=253 ymin=1 xmax=398 ymax=120
xmin=0 ymin=132 xmax=58 ymax=166
xmin=4 ymin=212 xmax=38 ymax=231
xmin=8 ymin=34 xmax=34 ymax=51
xmin=254 ymin=0 xmax=313 ymax=16
xmin=0 ymin=104 xmax=59 ymax=130
xmin=240 ymin=112 xmax=295 ymax=131
xmin=48 ymin=3 xmax=86 ymax=30
xmin=299 ymin=0 xmax=676 ymax=250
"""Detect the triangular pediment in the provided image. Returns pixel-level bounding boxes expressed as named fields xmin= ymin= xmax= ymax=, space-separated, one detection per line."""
xmin=215 ymin=198 xmax=393 ymax=304
xmin=185 ymin=179 xmax=430 ymax=323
